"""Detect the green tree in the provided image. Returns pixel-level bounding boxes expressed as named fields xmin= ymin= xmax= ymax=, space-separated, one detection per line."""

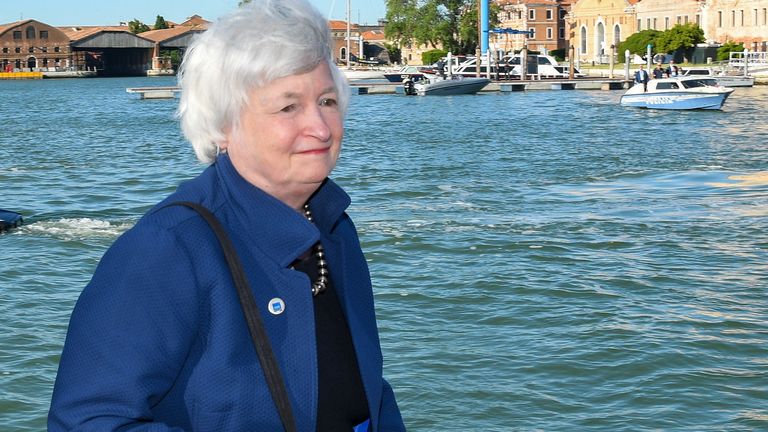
xmin=386 ymin=0 xmax=500 ymax=55
xmin=128 ymin=19 xmax=150 ymax=34
xmin=154 ymin=15 xmax=169 ymax=30
xmin=617 ymin=29 xmax=660 ymax=61
xmin=717 ymin=41 xmax=745 ymax=61
xmin=655 ymin=23 xmax=704 ymax=54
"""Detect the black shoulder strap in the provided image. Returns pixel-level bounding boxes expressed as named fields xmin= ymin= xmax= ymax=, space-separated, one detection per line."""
xmin=165 ymin=201 xmax=296 ymax=432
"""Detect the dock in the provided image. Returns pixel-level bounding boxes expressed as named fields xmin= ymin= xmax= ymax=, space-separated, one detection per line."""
xmin=126 ymin=86 xmax=181 ymax=99
xmin=350 ymin=78 xmax=631 ymax=95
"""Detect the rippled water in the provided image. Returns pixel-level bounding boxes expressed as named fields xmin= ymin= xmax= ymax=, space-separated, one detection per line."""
xmin=1 ymin=77 xmax=767 ymax=431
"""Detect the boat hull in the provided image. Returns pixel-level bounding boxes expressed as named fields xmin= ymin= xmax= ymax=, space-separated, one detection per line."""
xmin=0 ymin=209 xmax=23 ymax=232
xmin=620 ymin=91 xmax=733 ymax=110
xmin=415 ymin=77 xmax=490 ymax=96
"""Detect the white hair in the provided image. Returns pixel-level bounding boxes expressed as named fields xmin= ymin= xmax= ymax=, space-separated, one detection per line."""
xmin=177 ymin=0 xmax=350 ymax=163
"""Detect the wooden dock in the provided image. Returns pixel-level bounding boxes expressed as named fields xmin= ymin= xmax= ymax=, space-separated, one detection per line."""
xmin=126 ymin=86 xmax=181 ymax=99
xmin=351 ymin=78 xmax=631 ymax=95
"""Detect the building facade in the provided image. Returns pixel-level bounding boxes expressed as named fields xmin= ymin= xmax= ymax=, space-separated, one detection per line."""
xmin=704 ymin=0 xmax=768 ymax=51
xmin=0 ymin=20 xmax=73 ymax=72
xmin=494 ymin=0 xmax=571 ymax=54
xmin=567 ymin=0 xmax=639 ymax=63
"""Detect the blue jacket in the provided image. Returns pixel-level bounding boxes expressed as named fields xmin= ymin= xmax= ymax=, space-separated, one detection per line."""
xmin=49 ymin=154 xmax=405 ymax=431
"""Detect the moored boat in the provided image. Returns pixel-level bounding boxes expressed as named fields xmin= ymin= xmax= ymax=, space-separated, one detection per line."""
xmin=404 ymin=75 xmax=490 ymax=96
xmin=383 ymin=65 xmax=428 ymax=83
xmin=681 ymin=67 xmax=754 ymax=88
xmin=620 ymin=76 xmax=734 ymax=110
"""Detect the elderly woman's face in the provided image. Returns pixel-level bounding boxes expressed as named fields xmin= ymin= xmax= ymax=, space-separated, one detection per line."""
xmin=221 ymin=62 xmax=343 ymax=208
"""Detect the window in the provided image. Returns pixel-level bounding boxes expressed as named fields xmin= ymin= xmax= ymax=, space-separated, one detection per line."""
xmin=560 ymin=10 xmax=566 ymax=20
xmin=677 ymin=16 xmax=682 ymax=25
xmin=546 ymin=9 xmax=553 ymax=20
xmin=614 ymin=25 xmax=621 ymax=44
xmin=754 ymin=9 xmax=759 ymax=25
xmin=653 ymin=18 xmax=657 ymax=29
xmin=740 ymin=10 xmax=744 ymax=26
xmin=41 ymin=47 xmax=48 ymax=53
xmin=40 ymin=30 xmax=49 ymax=39
xmin=764 ymin=8 xmax=767 ymax=25
xmin=529 ymin=9 xmax=535 ymax=20
xmin=580 ymin=27 xmax=587 ymax=53
xmin=731 ymin=11 xmax=735 ymax=26
xmin=647 ymin=18 xmax=651 ymax=29
xmin=26 ymin=25 xmax=35 ymax=39
xmin=54 ymin=46 xmax=60 ymax=53
xmin=718 ymin=11 xmax=723 ymax=27
xmin=696 ymin=14 xmax=701 ymax=26
xmin=529 ymin=28 xmax=535 ymax=38
xmin=1 ymin=47 xmax=7 ymax=53
xmin=665 ymin=17 xmax=670 ymax=30
xmin=559 ymin=27 xmax=565 ymax=39
xmin=547 ymin=27 xmax=553 ymax=39
xmin=15 ymin=47 xmax=21 ymax=53
xmin=637 ymin=19 xmax=641 ymax=30
xmin=28 ymin=47 xmax=34 ymax=53
xmin=13 ymin=31 xmax=22 ymax=40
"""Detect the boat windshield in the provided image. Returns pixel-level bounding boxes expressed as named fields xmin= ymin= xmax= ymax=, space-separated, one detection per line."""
xmin=681 ymin=78 xmax=718 ymax=88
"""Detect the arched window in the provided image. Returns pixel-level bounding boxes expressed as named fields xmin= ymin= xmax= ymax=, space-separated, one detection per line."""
xmin=614 ymin=25 xmax=621 ymax=45
xmin=596 ymin=22 xmax=605 ymax=56
xmin=340 ymin=47 xmax=347 ymax=61
xmin=580 ymin=26 xmax=587 ymax=54
xmin=26 ymin=25 xmax=36 ymax=39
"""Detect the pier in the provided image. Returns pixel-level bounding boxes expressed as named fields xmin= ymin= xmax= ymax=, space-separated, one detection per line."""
xmin=125 ymin=86 xmax=181 ymax=99
xmin=350 ymin=78 xmax=631 ymax=95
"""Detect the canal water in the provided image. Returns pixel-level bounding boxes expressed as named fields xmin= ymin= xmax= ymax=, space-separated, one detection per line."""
xmin=1 ymin=76 xmax=767 ymax=431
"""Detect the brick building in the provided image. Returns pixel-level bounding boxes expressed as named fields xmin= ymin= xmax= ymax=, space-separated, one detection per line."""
xmin=0 ymin=20 xmax=72 ymax=72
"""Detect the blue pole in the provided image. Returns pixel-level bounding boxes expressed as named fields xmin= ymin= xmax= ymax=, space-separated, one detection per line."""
xmin=481 ymin=0 xmax=489 ymax=54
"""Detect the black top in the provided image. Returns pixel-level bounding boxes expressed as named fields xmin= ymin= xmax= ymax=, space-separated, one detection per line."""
xmin=292 ymin=248 xmax=370 ymax=431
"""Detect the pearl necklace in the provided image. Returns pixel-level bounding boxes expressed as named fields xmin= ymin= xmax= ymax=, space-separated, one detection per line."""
xmin=303 ymin=204 xmax=329 ymax=296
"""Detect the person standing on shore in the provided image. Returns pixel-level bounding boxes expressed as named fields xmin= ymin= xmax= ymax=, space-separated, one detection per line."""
xmin=48 ymin=0 xmax=406 ymax=431
xmin=635 ymin=64 xmax=650 ymax=92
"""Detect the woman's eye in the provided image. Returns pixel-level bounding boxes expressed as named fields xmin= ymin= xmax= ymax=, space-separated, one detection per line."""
xmin=320 ymin=98 xmax=338 ymax=107
xmin=280 ymin=104 xmax=297 ymax=113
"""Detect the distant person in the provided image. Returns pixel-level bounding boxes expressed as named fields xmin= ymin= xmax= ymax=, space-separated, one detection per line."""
xmin=670 ymin=65 xmax=680 ymax=77
xmin=635 ymin=64 xmax=650 ymax=91
xmin=666 ymin=60 xmax=677 ymax=77
xmin=436 ymin=59 xmax=446 ymax=78
xmin=48 ymin=0 xmax=406 ymax=431
xmin=653 ymin=63 xmax=665 ymax=79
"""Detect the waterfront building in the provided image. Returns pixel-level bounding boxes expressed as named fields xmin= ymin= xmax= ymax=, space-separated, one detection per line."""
xmin=704 ymin=0 xmax=768 ymax=51
xmin=139 ymin=17 xmax=209 ymax=74
xmin=0 ymin=20 xmax=73 ymax=72
xmin=329 ymin=20 xmax=362 ymax=64
xmin=494 ymin=0 xmax=572 ymax=55
xmin=567 ymin=0 xmax=638 ymax=64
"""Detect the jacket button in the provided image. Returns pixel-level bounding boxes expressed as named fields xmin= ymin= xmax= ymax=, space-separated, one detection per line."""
xmin=268 ymin=298 xmax=286 ymax=315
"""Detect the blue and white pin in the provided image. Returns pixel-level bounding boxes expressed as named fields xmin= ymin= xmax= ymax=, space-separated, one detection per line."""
xmin=268 ymin=298 xmax=285 ymax=315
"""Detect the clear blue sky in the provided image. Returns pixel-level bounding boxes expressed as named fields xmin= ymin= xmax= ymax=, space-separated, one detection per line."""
xmin=3 ymin=0 xmax=387 ymax=27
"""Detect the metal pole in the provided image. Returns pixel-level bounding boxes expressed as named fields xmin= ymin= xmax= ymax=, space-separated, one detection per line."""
xmin=625 ymin=49 xmax=630 ymax=81
xmin=609 ymin=44 xmax=615 ymax=79
xmin=346 ymin=0 xmax=351 ymax=68
xmin=481 ymin=0 xmax=490 ymax=54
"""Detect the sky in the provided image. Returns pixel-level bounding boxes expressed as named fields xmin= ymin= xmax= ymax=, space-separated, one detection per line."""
xmin=3 ymin=0 xmax=387 ymax=27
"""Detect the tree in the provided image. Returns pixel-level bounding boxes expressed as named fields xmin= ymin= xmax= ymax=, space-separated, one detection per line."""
xmin=385 ymin=0 xmax=500 ymax=55
xmin=154 ymin=15 xmax=169 ymax=30
xmin=716 ymin=41 xmax=744 ymax=61
xmin=617 ymin=29 xmax=661 ymax=61
xmin=655 ymin=23 xmax=704 ymax=54
xmin=128 ymin=19 xmax=150 ymax=34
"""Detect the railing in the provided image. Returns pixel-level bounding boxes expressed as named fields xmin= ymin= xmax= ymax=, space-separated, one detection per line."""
xmin=729 ymin=51 xmax=768 ymax=73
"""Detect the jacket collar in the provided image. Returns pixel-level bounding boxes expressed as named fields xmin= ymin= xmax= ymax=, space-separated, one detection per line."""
xmin=213 ymin=153 xmax=350 ymax=268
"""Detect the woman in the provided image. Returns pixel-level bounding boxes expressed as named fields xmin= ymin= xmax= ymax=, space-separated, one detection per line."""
xmin=48 ymin=1 xmax=406 ymax=431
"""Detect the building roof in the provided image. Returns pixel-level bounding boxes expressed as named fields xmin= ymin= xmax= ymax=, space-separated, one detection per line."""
xmin=180 ymin=15 xmax=211 ymax=27
xmin=329 ymin=20 xmax=358 ymax=30
xmin=362 ymin=29 xmax=386 ymax=41
xmin=59 ymin=25 xmax=133 ymax=42
xmin=140 ymin=25 xmax=205 ymax=43
xmin=0 ymin=19 xmax=35 ymax=37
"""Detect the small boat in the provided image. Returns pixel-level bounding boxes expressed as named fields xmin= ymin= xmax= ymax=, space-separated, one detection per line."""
xmin=340 ymin=68 xmax=386 ymax=81
xmin=0 ymin=209 xmax=23 ymax=232
xmin=620 ymin=76 xmax=734 ymax=110
xmin=404 ymin=74 xmax=490 ymax=96
xmin=680 ymin=67 xmax=754 ymax=88
xmin=383 ymin=65 xmax=428 ymax=83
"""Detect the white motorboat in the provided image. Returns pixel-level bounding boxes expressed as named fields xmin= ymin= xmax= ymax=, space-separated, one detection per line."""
xmin=403 ymin=75 xmax=490 ymax=96
xmin=341 ymin=68 xmax=385 ymax=81
xmin=444 ymin=53 xmax=584 ymax=79
xmin=681 ymin=67 xmax=754 ymax=88
xmin=620 ymin=76 xmax=734 ymax=110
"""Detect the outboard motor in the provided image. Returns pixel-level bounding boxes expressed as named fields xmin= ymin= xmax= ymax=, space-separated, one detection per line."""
xmin=403 ymin=78 xmax=416 ymax=96
xmin=0 ymin=209 xmax=23 ymax=232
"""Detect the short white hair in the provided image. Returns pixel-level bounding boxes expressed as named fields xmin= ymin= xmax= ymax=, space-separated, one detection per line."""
xmin=177 ymin=0 xmax=350 ymax=163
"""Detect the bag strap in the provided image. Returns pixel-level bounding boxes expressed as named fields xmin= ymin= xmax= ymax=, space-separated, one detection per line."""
xmin=165 ymin=201 xmax=297 ymax=432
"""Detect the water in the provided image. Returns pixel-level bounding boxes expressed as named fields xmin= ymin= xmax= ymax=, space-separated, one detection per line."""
xmin=2 ymin=77 xmax=767 ymax=431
